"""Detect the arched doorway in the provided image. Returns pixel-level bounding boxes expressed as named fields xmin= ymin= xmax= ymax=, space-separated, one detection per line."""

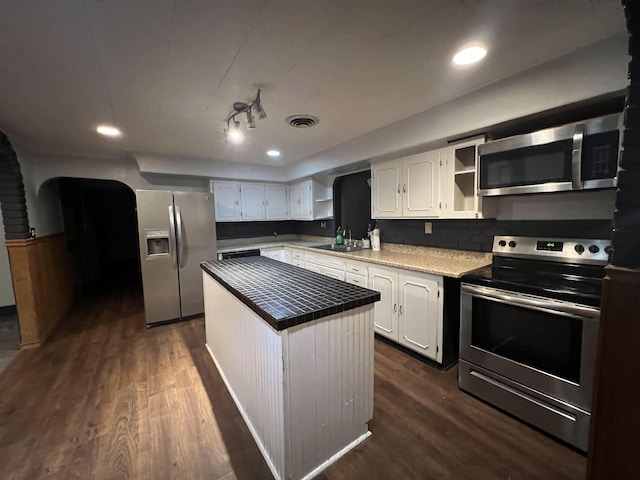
xmin=56 ymin=178 xmax=141 ymax=299
xmin=0 ymin=132 xmax=29 ymax=365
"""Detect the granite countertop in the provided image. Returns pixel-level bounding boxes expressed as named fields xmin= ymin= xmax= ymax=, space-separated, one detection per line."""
xmin=201 ymin=256 xmax=380 ymax=331
xmin=216 ymin=236 xmax=491 ymax=278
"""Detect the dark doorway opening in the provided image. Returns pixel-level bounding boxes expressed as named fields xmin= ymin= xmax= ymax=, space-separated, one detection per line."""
xmin=59 ymin=178 xmax=140 ymax=299
xmin=334 ymin=170 xmax=372 ymax=240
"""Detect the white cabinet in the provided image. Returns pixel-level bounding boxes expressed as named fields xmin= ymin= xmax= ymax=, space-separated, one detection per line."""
xmin=261 ymin=247 xmax=285 ymax=262
xmin=304 ymin=251 xmax=346 ymax=280
xmin=398 ymin=271 xmax=441 ymax=361
xmin=344 ymin=260 xmax=368 ymax=287
xmin=212 ymin=181 xmax=289 ymax=221
xmin=372 ymin=152 xmax=439 ymax=219
xmin=439 ymin=137 xmax=496 ymax=219
xmin=265 ymin=184 xmax=288 ymax=220
xmin=372 ymin=140 xmax=495 ymax=220
xmin=368 ymin=265 xmax=443 ymax=362
xmin=241 ymin=184 xmax=266 ymax=221
xmin=403 ymin=151 xmax=439 ymax=217
xmin=371 ymin=160 xmax=402 ymax=218
xmin=368 ymin=266 xmax=400 ymax=341
xmin=213 ymin=181 xmax=242 ymax=221
xmin=289 ymin=180 xmax=313 ymax=220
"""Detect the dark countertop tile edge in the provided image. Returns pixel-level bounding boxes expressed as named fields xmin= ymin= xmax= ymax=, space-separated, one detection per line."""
xmin=200 ymin=261 xmax=380 ymax=331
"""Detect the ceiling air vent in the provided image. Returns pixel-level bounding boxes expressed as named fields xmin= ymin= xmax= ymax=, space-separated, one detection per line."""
xmin=286 ymin=115 xmax=319 ymax=128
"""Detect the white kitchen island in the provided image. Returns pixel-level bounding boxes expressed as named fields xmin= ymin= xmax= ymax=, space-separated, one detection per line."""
xmin=201 ymin=257 xmax=380 ymax=480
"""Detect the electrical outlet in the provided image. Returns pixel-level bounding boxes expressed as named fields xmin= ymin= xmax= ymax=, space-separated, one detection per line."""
xmin=320 ymin=221 xmax=327 ymax=229
xmin=424 ymin=222 xmax=432 ymax=234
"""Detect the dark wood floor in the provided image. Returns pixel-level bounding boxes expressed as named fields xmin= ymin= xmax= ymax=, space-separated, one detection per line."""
xmin=0 ymin=289 xmax=586 ymax=480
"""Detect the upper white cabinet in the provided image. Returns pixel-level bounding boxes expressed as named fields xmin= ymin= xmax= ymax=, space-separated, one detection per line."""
xmin=439 ymin=137 xmax=496 ymax=219
xmin=372 ymin=161 xmax=402 ymax=218
xmin=404 ymin=151 xmax=439 ymax=217
xmin=212 ymin=181 xmax=289 ymax=221
xmin=241 ymin=183 xmax=266 ymax=221
xmin=372 ymin=139 xmax=495 ymax=220
xmin=372 ymin=152 xmax=440 ymax=219
xmin=213 ymin=181 xmax=242 ymax=221
xmin=289 ymin=180 xmax=314 ymax=220
xmin=265 ymin=185 xmax=289 ymax=220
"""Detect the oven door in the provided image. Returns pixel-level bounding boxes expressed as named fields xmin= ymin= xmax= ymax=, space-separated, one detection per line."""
xmin=460 ymin=283 xmax=599 ymax=411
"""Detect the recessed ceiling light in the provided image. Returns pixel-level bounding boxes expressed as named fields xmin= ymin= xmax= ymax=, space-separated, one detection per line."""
xmin=96 ymin=125 xmax=122 ymax=137
xmin=452 ymin=45 xmax=487 ymax=66
xmin=267 ymin=150 xmax=280 ymax=158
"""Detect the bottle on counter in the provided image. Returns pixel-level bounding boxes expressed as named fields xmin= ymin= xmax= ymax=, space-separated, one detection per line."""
xmin=335 ymin=226 xmax=343 ymax=245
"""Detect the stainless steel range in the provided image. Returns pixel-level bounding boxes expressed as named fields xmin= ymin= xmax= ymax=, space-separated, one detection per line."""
xmin=459 ymin=235 xmax=611 ymax=451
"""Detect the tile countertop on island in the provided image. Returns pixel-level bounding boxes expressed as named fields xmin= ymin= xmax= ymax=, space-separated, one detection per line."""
xmin=201 ymin=256 xmax=380 ymax=331
xmin=216 ymin=235 xmax=492 ymax=279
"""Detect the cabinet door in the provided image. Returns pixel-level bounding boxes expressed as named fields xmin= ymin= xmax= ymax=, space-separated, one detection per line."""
xmin=368 ymin=266 xmax=399 ymax=341
xmin=240 ymin=184 xmax=266 ymax=221
xmin=283 ymin=249 xmax=292 ymax=264
xmin=372 ymin=160 xmax=402 ymax=218
xmin=403 ymin=152 xmax=439 ymax=217
xmin=398 ymin=271 xmax=441 ymax=362
xmin=213 ymin=182 xmax=241 ymax=221
xmin=265 ymin=185 xmax=288 ymax=220
xmin=288 ymin=184 xmax=300 ymax=219
xmin=438 ymin=147 xmax=454 ymax=216
xmin=298 ymin=180 xmax=313 ymax=220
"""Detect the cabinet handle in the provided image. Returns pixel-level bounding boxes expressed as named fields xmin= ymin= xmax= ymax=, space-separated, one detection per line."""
xmin=403 ymin=184 xmax=406 ymax=193
xmin=393 ymin=303 xmax=397 ymax=313
xmin=399 ymin=305 xmax=403 ymax=315
xmin=397 ymin=185 xmax=401 ymax=194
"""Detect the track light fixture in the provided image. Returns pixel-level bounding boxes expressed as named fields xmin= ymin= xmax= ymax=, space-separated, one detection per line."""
xmin=224 ymin=89 xmax=267 ymax=143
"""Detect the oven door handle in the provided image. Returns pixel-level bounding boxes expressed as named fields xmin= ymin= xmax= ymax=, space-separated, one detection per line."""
xmin=461 ymin=284 xmax=600 ymax=319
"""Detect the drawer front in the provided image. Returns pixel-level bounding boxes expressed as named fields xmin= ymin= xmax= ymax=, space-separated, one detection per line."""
xmin=345 ymin=261 xmax=367 ymax=276
xmin=292 ymin=259 xmax=305 ymax=268
xmin=292 ymin=250 xmax=305 ymax=260
xmin=345 ymin=272 xmax=368 ymax=286
xmin=304 ymin=252 xmax=345 ymax=270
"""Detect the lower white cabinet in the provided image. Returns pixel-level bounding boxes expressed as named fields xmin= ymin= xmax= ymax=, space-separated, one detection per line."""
xmin=261 ymin=248 xmax=285 ymax=262
xmin=368 ymin=265 xmax=442 ymax=362
xmin=368 ymin=266 xmax=400 ymax=341
xmin=304 ymin=251 xmax=347 ymax=280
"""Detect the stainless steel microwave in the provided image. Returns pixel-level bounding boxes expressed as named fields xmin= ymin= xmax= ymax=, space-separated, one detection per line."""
xmin=477 ymin=113 xmax=622 ymax=196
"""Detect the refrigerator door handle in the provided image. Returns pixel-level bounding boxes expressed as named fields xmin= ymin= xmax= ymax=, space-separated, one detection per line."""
xmin=168 ymin=205 xmax=178 ymax=269
xmin=175 ymin=205 xmax=186 ymax=269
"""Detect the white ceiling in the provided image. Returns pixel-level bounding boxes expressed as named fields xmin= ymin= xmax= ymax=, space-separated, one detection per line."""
xmin=0 ymin=0 xmax=626 ymax=167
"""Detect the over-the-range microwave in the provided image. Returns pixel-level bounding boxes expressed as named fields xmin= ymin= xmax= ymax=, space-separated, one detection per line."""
xmin=477 ymin=113 xmax=622 ymax=196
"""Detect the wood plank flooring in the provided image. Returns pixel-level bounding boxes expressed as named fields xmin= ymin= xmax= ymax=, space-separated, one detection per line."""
xmin=0 ymin=289 xmax=586 ymax=480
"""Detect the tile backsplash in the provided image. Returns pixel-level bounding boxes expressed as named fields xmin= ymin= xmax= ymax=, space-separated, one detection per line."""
xmin=375 ymin=219 xmax=612 ymax=252
xmin=217 ymin=218 xmax=612 ymax=253
xmin=216 ymin=219 xmax=335 ymax=240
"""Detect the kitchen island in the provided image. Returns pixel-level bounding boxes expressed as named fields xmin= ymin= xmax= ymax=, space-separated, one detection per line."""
xmin=201 ymin=256 xmax=380 ymax=480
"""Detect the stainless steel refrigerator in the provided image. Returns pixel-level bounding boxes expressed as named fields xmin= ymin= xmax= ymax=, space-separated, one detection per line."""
xmin=136 ymin=190 xmax=217 ymax=326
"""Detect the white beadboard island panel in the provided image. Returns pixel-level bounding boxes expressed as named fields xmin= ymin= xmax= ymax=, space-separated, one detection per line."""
xmin=284 ymin=305 xmax=374 ymax=480
xmin=203 ymin=272 xmax=375 ymax=480
xmin=203 ymin=274 xmax=286 ymax=478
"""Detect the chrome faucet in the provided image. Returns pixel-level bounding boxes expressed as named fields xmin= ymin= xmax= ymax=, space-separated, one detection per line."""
xmin=344 ymin=227 xmax=352 ymax=245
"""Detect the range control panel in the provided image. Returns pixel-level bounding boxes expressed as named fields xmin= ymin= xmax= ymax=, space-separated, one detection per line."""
xmin=492 ymin=236 xmax=612 ymax=265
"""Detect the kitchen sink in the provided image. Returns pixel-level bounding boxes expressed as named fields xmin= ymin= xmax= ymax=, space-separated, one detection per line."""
xmin=313 ymin=243 xmax=363 ymax=253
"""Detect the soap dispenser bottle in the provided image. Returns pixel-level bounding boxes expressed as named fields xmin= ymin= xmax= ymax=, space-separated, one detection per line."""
xmin=335 ymin=226 xmax=343 ymax=245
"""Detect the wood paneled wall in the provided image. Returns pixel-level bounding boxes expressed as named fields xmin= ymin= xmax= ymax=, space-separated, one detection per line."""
xmin=5 ymin=233 xmax=73 ymax=348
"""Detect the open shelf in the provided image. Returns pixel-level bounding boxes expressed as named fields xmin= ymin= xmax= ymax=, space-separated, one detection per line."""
xmin=454 ymin=145 xmax=476 ymax=172
xmin=453 ymin=172 xmax=475 ymax=212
